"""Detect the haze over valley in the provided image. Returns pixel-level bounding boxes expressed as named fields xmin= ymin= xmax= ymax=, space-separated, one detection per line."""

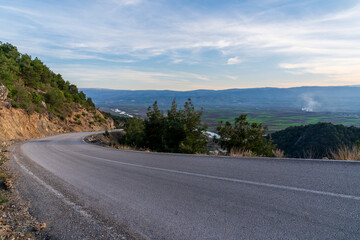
xmin=82 ymin=86 xmax=360 ymax=131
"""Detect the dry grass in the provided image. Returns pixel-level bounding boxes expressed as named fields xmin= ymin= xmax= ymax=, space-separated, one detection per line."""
xmin=229 ymin=149 xmax=255 ymax=157
xmin=229 ymin=149 xmax=285 ymax=158
xmin=331 ymin=146 xmax=360 ymax=161
xmin=272 ymin=149 xmax=285 ymax=158
xmin=115 ymin=145 xmax=135 ymax=150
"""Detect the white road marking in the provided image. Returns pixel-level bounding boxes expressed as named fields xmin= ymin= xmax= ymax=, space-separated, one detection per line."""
xmin=13 ymin=155 xmax=92 ymax=218
xmin=73 ymin=151 xmax=360 ymax=201
xmin=13 ymin=154 xmax=125 ymax=239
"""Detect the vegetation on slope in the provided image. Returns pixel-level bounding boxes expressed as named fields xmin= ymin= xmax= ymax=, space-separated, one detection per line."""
xmin=0 ymin=42 xmax=95 ymax=119
xmin=271 ymin=122 xmax=360 ymax=159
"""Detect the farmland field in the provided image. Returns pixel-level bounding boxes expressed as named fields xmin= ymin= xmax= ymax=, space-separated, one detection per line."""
xmin=101 ymin=105 xmax=360 ymax=133
xmin=201 ymin=108 xmax=360 ymax=132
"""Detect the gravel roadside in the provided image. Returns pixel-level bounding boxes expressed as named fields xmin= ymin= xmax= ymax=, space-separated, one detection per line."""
xmin=7 ymin=142 xmax=137 ymax=240
xmin=0 ymin=141 xmax=42 ymax=239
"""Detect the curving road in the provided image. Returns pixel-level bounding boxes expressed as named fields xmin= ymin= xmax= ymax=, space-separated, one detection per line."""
xmin=11 ymin=132 xmax=360 ymax=239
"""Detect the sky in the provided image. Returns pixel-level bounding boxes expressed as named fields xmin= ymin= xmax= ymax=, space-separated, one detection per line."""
xmin=0 ymin=0 xmax=359 ymax=90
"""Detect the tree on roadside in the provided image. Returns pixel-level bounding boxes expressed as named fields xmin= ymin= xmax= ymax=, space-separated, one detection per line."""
xmin=123 ymin=99 xmax=208 ymax=154
xmin=144 ymin=101 xmax=166 ymax=151
xmin=178 ymin=99 xmax=208 ymax=153
xmin=163 ymin=99 xmax=186 ymax=152
xmin=124 ymin=117 xmax=145 ymax=147
xmin=216 ymin=114 xmax=275 ymax=157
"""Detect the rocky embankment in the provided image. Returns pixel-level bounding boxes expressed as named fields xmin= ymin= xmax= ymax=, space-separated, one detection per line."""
xmin=0 ymin=83 xmax=114 ymax=144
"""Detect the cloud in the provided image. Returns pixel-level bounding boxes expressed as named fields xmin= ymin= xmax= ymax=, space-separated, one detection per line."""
xmin=52 ymin=64 xmax=213 ymax=90
xmin=279 ymin=57 xmax=360 ymax=84
xmin=225 ymin=75 xmax=238 ymax=80
xmin=1 ymin=1 xmax=360 ymax=89
xmin=172 ymin=59 xmax=183 ymax=64
xmin=227 ymin=57 xmax=243 ymax=65
xmin=0 ymin=5 xmax=38 ymax=16
xmin=107 ymin=0 xmax=144 ymax=6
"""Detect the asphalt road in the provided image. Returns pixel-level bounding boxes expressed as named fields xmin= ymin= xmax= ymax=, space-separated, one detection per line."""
xmin=11 ymin=132 xmax=360 ymax=239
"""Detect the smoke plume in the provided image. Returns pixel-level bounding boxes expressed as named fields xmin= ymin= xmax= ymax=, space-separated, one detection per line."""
xmin=301 ymin=94 xmax=320 ymax=112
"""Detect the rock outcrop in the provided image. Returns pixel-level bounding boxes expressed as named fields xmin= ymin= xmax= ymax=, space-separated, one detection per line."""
xmin=0 ymin=84 xmax=8 ymax=101
xmin=0 ymin=85 xmax=114 ymax=142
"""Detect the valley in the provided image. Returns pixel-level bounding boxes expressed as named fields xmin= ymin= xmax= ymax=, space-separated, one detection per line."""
xmin=82 ymin=86 xmax=360 ymax=132
xmin=99 ymin=105 xmax=360 ymax=132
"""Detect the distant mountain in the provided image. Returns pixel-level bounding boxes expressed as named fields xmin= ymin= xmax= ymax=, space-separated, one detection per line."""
xmin=81 ymin=86 xmax=360 ymax=112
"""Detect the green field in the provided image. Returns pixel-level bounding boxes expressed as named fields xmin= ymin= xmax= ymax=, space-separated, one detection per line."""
xmin=102 ymin=105 xmax=360 ymax=133
xmin=202 ymin=108 xmax=360 ymax=132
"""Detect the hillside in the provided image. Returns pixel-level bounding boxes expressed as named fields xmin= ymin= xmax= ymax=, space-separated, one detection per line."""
xmin=0 ymin=42 xmax=113 ymax=143
xmin=271 ymin=122 xmax=360 ymax=159
xmin=81 ymin=86 xmax=360 ymax=112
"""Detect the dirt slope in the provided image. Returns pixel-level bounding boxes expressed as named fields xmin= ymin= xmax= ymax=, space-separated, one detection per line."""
xmin=0 ymin=92 xmax=114 ymax=143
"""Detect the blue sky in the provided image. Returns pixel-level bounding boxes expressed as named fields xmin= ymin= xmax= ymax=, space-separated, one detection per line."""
xmin=0 ymin=0 xmax=359 ymax=90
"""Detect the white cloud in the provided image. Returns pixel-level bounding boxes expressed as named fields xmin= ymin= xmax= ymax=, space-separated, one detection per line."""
xmin=52 ymin=64 xmax=213 ymax=90
xmin=225 ymin=75 xmax=238 ymax=80
xmin=172 ymin=59 xmax=183 ymax=64
xmin=107 ymin=0 xmax=144 ymax=6
xmin=227 ymin=57 xmax=243 ymax=65
xmin=279 ymin=57 xmax=360 ymax=84
xmin=1 ymin=1 xmax=360 ymax=88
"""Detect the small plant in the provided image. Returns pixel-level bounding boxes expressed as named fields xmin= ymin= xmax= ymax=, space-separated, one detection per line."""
xmin=11 ymin=102 xmax=19 ymax=108
xmin=57 ymin=114 xmax=65 ymax=121
xmin=0 ymin=153 xmax=7 ymax=165
xmin=116 ymin=145 xmax=135 ymax=150
xmin=75 ymin=114 xmax=81 ymax=119
xmin=0 ymin=197 xmax=9 ymax=205
xmin=229 ymin=149 xmax=255 ymax=157
xmin=0 ymin=172 xmax=9 ymax=180
xmin=103 ymin=130 xmax=110 ymax=137
xmin=331 ymin=145 xmax=360 ymax=161
xmin=272 ymin=149 xmax=285 ymax=158
xmin=82 ymin=112 xmax=86 ymax=117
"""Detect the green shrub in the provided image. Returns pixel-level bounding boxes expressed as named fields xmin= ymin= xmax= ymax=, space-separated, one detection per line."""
xmin=217 ymin=114 xmax=276 ymax=157
xmin=103 ymin=130 xmax=110 ymax=137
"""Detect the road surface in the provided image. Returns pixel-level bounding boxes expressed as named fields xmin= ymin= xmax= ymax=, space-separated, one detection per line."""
xmin=10 ymin=132 xmax=360 ymax=239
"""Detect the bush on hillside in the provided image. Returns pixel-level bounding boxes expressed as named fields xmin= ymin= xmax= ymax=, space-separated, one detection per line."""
xmin=271 ymin=122 xmax=360 ymax=159
xmin=0 ymin=42 xmax=95 ymax=117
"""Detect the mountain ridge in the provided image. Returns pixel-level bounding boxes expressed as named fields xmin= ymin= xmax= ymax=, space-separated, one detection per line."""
xmin=81 ymin=86 xmax=360 ymax=112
